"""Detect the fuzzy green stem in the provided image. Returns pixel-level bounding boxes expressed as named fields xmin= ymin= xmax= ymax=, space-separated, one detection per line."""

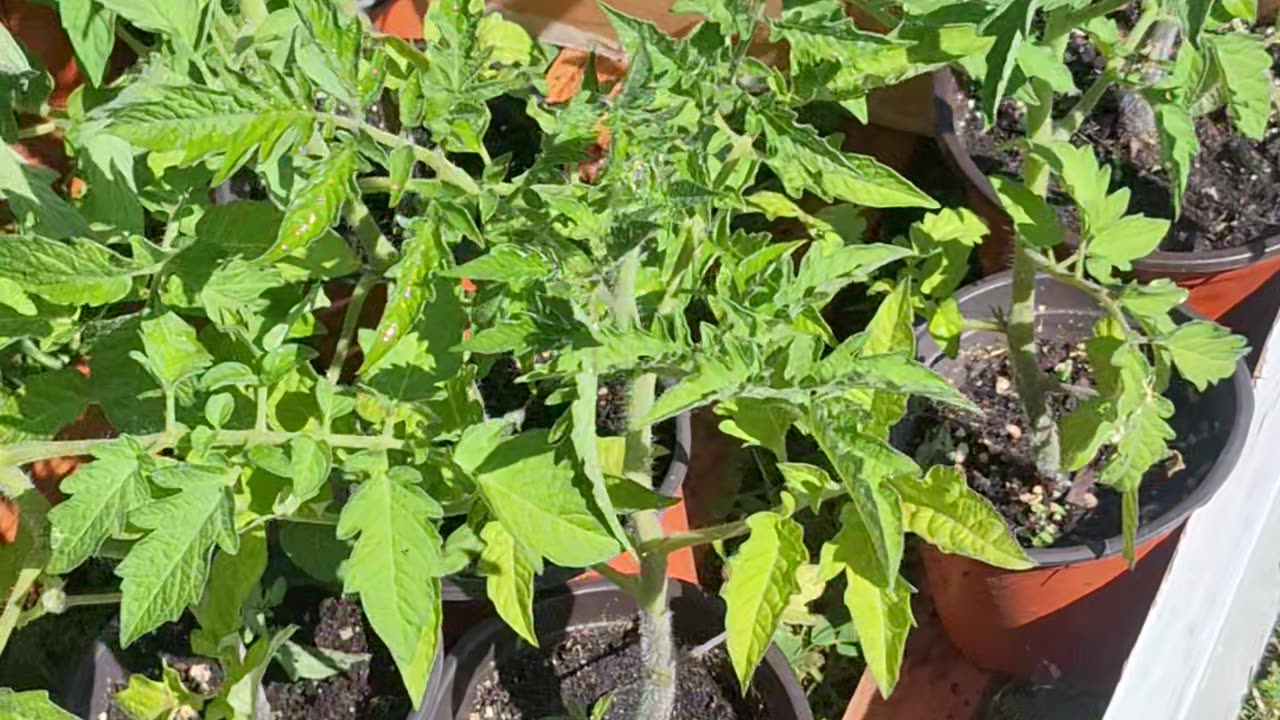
xmin=115 ymin=24 xmax=150 ymax=57
xmin=254 ymin=386 xmax=269 ymax=433
xmin=610 ymin=245 xmax=676 ymax=720
xmin=63 ymin=592 xmax=122 ymax=609
xmin=327 ymin=274 xmax=376 ymax=384
xmin=17 ymin=121 xmax=58 ymax=140
xmin=1023 ymin=12 xmax=1072 ymax=194
xmin=0 ymin=429 xmax=403 ymax=467
xmin=1008 ymin=245 xmax=1062 ymax=480
xmin=1057 ymin=67 xmax=1118 ymax=138
xmin=164 ymin=392 xmax=178 ymax=437
xmin=328 ymin=116 xmax=478 ymax=194
xmin=20 ymin=339 xmax=63 ymax=370
xmin=346 ymin=199 xmax=398 ymax=272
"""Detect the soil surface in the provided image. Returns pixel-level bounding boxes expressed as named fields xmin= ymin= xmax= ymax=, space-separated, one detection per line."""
xmin=469 ymin=618 xmax=772 ymax=720
xmin=954 ymin=34 xmax=1280 ymax=253
xmin=263 ymin=592 xmax=411 ymax=720
xmin=911 ymin=339 xmax=1199 ymax=549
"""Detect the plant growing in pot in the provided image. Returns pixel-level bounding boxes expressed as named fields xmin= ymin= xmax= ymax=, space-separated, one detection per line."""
xmin=897 ymin=0 xmax=1280 ymax=311
xmin=415 ymin=2 xmax=1042 ymax=717
xmin=0 ymin=0 xmax=555 ymax=716
xmin=885 ymin=130 xmax=1254 ymax=680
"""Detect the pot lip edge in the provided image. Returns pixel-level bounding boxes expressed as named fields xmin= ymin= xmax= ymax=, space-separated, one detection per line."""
xmin=423 ymin=578 xmax=813 ymax=720
xmin=930 ymin=69 xmax=1280 ymax=277
xmin=914 ymin=270 xmax=1255 ymax=569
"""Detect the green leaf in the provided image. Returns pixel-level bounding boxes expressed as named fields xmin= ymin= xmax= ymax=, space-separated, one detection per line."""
xmin=96 ymin=0 xmax=208 ymax=47
xmin=570 ymin=367 xmax=628 ymax=545
xmin=468 ymin=430 xmax=621 ymax=567
xmin=1058 ymin=398 xmax=1114 ymax=472
xmin=275 ymin=436 xmax=332 ymax=514
xmin=1221 ymin=0 xmax=1258 ymax=20
xmin=112 ymin=664 xmax=202 ymax=720
xmin=927 ymin=297 xmax=963 ymax=357
xmin=977 ymin=0 xmax=1039 ymax=121
xmin=445 ymin=245 xmax=549 ymax=284
xmin=0 ymin=235 xmax=162 ymax=306
xmin=360 ymin=220 xmax=446 ymax=372
xmin=280 ymin=522 xmax=348 ymax=586
xmin=199 ymin=258 xmax=284 ymax=328
xmin=78 ymin=132 xmax=145 ymax=233
xmin=1086 ymin=215 xmax=1169 ymax=279
xmin=116 ymin=463 xmax=239 ymax=646
xmin=754 ymin=105 xmax=936 ymax=209
xmin=359 ymin=278 xmax=467 ymax=403
xmin=721 ymin=512 xmax=806 ymax=690
xmin=1208 ymin=33 xmax=1273 ymax=141
xmin=714 ymin=397 xmax=800 ymax=460
xmin=1099 ymin=396 xmax=1175 ymax=493
xmin=832 ymin=354 xmax=978 ymax=411
xmin=1154 ymin=102 xmax=1198 ymax=214
xmin=0 ymin=147 xmax=90 ymax=239
xmin=337 ymin=469 xmax=445 ymax=706
xmin=777 ymin=462 xmax=841 ymax=513
xmin=223 ymin=626 xmax=296 ymax=719
xmin=0 ymin=690 xmax=76 ymax=720
xmin=640 ymin=357 xmax=749 ymax=426
xmin=276 ymin=642 xmax=371 ymax=681
xmin=292 ymin=0 xmax=363 ymax=103
xmin=1016 ymin=43 xmax=1075 ymax=95
xmin=891 ymin=466 xmax=1032 ymax=570
xmin=1118 ymin=278 xmax=1188 ymax=324
xmin=47 ymin=442 xmax=151 ymax=574
xmin=990 ymin=176 xmax=1063 ymax=249
xmin=1163 ymin=321 xmax=1247 ymax=391
xmin=263 ymin=144 xmax=360 ymax=262
xmin=1174 ymin=0 xmax=1215 ymax=46
xmin=191 ymin=526 xmax=267 ymax=657
xmin=862 ymin=279 xmax=914 ymax=356
xmin=136 ymin=313 xmax=213 ymax=389
xmin=479 ymin=521 xmax=538 ymax=647
xmin=56 ymin=0 xmax=116 ymax=87
xmin=101 ymin=82 xmax=317 ymax=182
xmin=843 ymin=568 xmax=913 ymax=697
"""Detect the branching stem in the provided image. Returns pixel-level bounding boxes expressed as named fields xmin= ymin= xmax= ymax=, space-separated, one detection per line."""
xmin=327 ymin=274 xmax=376 ymax=384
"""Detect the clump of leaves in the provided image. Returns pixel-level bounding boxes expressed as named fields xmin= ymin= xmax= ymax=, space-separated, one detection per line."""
xmin=872 ymin=2 xmax=1254 ymax=561
xmin=0 ymin=0 xmax=1029 ymax=717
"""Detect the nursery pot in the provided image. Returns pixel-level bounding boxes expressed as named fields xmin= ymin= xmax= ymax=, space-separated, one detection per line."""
xmin=932 ymin=70 xmax=1280 ymax=321
xmin=913 ymin=271 xmax=1254 ymax=685
xmin=65 ymin=633 xmax=446 ymax=719
xmin=415 ymin=578 xmax=812 ymax=720
xmin=437 ymin=408 xmax=695 ymax=648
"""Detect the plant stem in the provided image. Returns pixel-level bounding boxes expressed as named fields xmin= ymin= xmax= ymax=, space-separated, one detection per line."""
xmin=115 ymin=24 xmax=151 ymax=57
xmin=254 ymin=386 xmax=269 ymax=433
xmin=610 ymin=245 xmax=676 ymax=720
xmin=327 ymin=274 xmax=376 ymax=384
xmin=0 ymin=429 xmax=403 ymax=467
xmin=63 ymin=592 xmax=122 ymax=609
xmin=17 ymin=121 xmax=58 ymax=140
xmin=328 ymin=116 xmax=478 ymax=194
xmin=20 ymin=339 xmax=63 ymax=370
xmin=1057 ymin=67 xmax=1118 ymax=137
xmin=1023 ymin=11 xmax=1072 ymax=194
xmin=346 ymin=199 xmax=398 ymax=272
xmin=1008 ymin=245 xmax=1063 ymax=481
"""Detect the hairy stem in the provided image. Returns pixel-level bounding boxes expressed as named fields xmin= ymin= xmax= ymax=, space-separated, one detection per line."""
xmin=1057 ymin=67 xmax=1118 ymax=137
xmin=0 ymin=430 xmax=403 ymax=467
xmin=63 ymin=592 xmax=123 ymax=609
xmin=17 ymin=121 xmax=58 ymax=140
xmin=328 ymin=116 xmax=478 ymax=194
xmin=610 ymin=246 xmax=676 ymax=720
xmin=327 ymin=274 xmax=376 ymax=385
xmin=1008 ymin=245 xmax=1062 ymax=481
xmin=346 ymin=199 xmax=397 ymax=271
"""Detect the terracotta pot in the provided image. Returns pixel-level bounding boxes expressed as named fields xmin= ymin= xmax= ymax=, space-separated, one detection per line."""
xmin=911 ymin=272 xmax=1254 ymax=685
xmin=933 ymin=70 xmax=1280 ymax=321
xmin=367 ymin=0 xmax=427 ymax=39
xmin=417 ymin=579 xmax=812 ymax=719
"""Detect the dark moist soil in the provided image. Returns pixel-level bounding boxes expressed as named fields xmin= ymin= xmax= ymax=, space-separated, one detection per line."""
xmin=263 ymin=591 xmax=411 ymax=720
xmin=469 ymin=619 xmax=771 ymax=720
xmin=911 ymin=340 xmax=1196 ymax=549
xmin=102 ymin=613 xmax=224 ymax=720
xmin=955 ymin=35 xmax=1280 ymax=253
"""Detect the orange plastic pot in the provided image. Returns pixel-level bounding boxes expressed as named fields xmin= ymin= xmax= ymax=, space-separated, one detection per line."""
xmin=912 ymin=272 xmax=1255 ymax=685
xmin=933 ymin=70 xmax=1280 ymax=322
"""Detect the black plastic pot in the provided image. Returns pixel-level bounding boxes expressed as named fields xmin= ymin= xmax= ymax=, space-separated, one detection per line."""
xmin=911 ymin=271 xmax=1254 ymax=684
xmin=438 ymin=409 xmax=693 ymax=647
xmin=64 ymin=627 xmax=445 ymax=719
xmin=414 ymin=579 xmax=812 ymax=720
xmin=933 ymin=69 xmax=1280 ymax=315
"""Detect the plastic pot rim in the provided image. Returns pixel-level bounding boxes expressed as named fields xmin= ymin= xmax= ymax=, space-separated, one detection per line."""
xmin=931 ymin=70 xmax=1280 ymax=279
xmin=914 ymin=270 xmax=1255 ymax=568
